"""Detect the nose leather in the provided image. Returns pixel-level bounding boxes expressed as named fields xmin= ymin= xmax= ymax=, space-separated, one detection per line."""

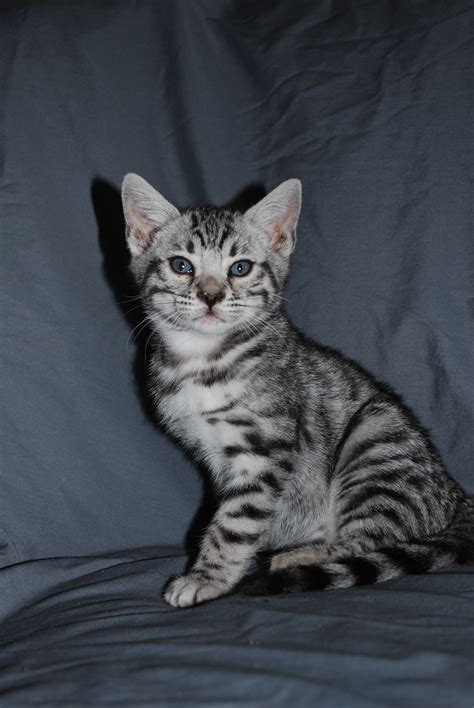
xmin=197 ymin=276 xmax=225 ymax=308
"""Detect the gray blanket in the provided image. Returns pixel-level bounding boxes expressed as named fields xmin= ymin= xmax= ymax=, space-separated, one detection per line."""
xmin=1 ymin=1 xmax=473 ymax=704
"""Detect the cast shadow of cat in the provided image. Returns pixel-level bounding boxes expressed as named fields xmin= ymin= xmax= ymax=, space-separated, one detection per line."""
xmin=91 ymin=177 xmax=266 ymax=564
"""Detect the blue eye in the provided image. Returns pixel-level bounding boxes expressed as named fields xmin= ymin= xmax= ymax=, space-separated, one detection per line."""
xmin=170 ymin=257 xmax=194 ymax=275
xmin=229 ymin=260 xmax=253 ymax=277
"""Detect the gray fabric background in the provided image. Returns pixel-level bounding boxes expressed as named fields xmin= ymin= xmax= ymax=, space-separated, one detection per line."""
xmin=0 ymin=1 xmax=473 ymax=704
xmin=2 ymin=0 xmax=472 ymax=563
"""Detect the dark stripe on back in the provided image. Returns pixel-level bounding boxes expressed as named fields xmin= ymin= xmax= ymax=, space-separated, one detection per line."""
xmin=338 ymin=468 xmax=402 ymax=496
xmin=347 ymin=376 xmax=361 ymax=402
xmin=340 ymin=485 xmax=421 ymax=519
xmin=338 ymin=430 xmax=410 ymax=476
xmin=346 ymin=506 xmax=406 ymax=528
xmin=404 ymin=474 xmax=428 ymax=491
xmin=315 ymin=406 xmax=333 ymax=449
xmin=339 ymin=453 xmax=414 ymax=482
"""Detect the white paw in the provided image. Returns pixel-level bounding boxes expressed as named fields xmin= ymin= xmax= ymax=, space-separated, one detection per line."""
xmin=164 ymin=574 xmax=226 ymax=608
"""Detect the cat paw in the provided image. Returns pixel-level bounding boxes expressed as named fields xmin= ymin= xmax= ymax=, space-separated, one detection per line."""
xmin=164 ymin=574 xmax=226 ymax=608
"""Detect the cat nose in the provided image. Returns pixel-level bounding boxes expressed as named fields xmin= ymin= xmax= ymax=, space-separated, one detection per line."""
xmin=197 ymin=277 xmax=225 ymax=309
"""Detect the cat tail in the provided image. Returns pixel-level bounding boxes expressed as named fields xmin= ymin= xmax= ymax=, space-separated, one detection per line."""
xmin=239 ymin=497 xmax=474 ymax=596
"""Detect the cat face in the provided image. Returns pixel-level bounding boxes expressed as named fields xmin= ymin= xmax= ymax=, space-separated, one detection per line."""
xmin=121 ymin=174 xmax=301 ymax=337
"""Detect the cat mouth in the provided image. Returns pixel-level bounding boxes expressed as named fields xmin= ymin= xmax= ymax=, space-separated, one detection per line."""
xmin=200 ymin=311 xmax=222 ymax=323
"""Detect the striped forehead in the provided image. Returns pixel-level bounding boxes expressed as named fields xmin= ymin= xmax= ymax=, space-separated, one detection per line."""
xmin=186 ymin=208 xmax=238 ymax=252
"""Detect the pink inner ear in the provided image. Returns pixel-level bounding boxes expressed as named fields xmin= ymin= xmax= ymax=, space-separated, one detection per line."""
xmin=269 ymin=200 xmax=299 ymax=251
xmin=130 ymin=210 xmax=157 ymax=246
xmin=271 ymin=224 xmax=288 ymax=251
xmin=137 ymin=225 xmax=155 ymax=245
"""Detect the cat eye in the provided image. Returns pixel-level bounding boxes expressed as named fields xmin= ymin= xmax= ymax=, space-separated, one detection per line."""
xmin=229 ymin=260 xmax=253 ymax=277
xmin=170 ymin=257 xmax=194 ymax=275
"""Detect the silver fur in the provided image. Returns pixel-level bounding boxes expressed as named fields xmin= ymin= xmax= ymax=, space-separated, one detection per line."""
xmin=121 ymin=174 xmax=472 ymax=607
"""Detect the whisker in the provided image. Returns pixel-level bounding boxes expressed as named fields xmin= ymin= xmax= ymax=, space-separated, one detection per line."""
xmin=126 ymin=315 xmax=153 ymax=349
xmin=119 ymin=295 xmax=142 ymax=304
xmin=159 ymin=310 xmax=186 ymax=331
xmin=250 ymin=312 xmax=285 ymax=341
xmin=123 ymin=303 xmax=146 ymax=316
xmin=144 ymin=330 xmax=155 ymax=362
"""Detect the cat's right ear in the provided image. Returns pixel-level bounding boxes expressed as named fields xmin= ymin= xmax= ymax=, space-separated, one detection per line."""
xmin=121 ymin=174 xmax=180 ymax=257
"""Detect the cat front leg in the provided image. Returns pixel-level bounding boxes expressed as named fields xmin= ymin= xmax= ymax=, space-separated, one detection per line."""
xmin=164 ymin=459 xmax=282 ymax=608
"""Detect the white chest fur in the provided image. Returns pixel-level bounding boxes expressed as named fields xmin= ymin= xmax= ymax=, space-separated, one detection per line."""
xmin=159 ymin=376 xmax=246 ymax=479
xmin=155 ymin=329 xmax=247 ymax=467
xmin=164 ymin=376 xmax=244 ymax=418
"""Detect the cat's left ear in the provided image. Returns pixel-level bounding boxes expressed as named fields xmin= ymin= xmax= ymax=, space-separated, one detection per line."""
xmin=244 ymin=179 xmax=302 ymax=255
xmin=121 ymin=173 xmax=180 ymax=257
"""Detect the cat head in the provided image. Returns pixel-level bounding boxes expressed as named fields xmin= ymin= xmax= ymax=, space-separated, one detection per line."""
xmin=121 ymin=174 xmax=301 ymax=337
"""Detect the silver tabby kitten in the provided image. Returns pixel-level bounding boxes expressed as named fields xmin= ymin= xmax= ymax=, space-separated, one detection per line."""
xmin=121 ymin=173 xmax=472 ymax=608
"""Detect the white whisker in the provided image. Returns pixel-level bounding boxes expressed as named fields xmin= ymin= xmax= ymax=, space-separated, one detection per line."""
xmin=126 ymin=315 xmax=152 ymax=350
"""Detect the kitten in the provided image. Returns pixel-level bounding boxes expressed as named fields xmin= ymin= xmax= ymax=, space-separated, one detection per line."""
xmin=121 ymin=173 xmax=472 ymax=608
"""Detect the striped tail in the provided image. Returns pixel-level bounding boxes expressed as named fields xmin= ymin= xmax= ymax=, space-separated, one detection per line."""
xmin=240 ymin=497 xmax=474 ymax=596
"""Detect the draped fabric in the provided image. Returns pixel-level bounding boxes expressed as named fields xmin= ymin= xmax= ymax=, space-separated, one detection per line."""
xmin=1 ymin=1 xmax=472 ymax=703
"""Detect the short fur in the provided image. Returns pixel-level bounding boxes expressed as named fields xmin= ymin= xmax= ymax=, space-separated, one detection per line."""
xmin=121 ymin=173 xmax=473 ymax=607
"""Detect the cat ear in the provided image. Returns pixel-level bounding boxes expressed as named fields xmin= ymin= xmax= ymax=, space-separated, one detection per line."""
xmin=245 ymin=179 xmax=302 ymax=255
xmin=121 ymin=173 xmax=180 ymax=256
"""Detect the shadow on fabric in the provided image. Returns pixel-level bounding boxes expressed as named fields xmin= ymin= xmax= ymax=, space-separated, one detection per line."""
xmin=90 ymin=177 xmax=266 ymax=562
